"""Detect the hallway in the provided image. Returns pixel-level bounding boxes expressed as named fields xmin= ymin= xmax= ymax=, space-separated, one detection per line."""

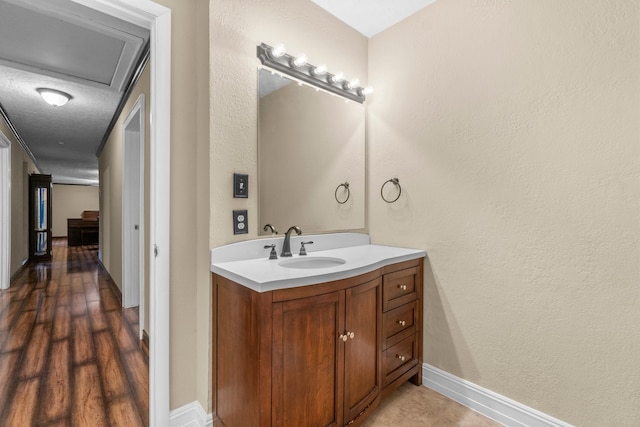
xmin=0 ymin=238 xmax=148 ymax=426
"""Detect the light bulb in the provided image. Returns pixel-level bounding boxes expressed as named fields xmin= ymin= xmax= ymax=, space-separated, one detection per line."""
xmin=292 ymin=53 xmax=307 ymax=67
xmin=358 ymin=86 xmax=374 ymax=96
xmin=346 ymin=78 xmax=360 ymax=90
xmin=270 ymin=44 xmax=286 ymax=58
xmin=330 ymin=72 xmax=344 ymax=84
xmin=311 ymin=64 xmax=327 ymax=76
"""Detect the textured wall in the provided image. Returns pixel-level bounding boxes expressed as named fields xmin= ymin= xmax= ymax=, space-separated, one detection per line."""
xmin=51 ymin=184 xmax=99 ymax=237
xmin=368 ymin=0 xmax=640 ymax=425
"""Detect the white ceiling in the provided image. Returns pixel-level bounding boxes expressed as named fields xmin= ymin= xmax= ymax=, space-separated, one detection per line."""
xmin=310 ymin=0 xmax=437 ymax=38
xmin=0 ymin=0 xmax=148 ymax=185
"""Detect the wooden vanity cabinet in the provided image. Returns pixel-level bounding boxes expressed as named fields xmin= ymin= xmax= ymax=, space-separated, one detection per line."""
xmin=212 ymin=258 xmax=423 ymax=427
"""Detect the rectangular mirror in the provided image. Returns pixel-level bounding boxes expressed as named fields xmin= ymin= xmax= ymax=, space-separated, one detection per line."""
xmin=258 ymin=68 xmax=365 ymax=235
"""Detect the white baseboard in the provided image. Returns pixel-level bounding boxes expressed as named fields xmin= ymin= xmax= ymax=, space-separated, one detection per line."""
xmin=422 ymin=363 xmax=574 ymax=427
xmin=170 ymin=364 xmax=573 ymax=427
xmin=169 ymin=401 xmax=213 ymax=427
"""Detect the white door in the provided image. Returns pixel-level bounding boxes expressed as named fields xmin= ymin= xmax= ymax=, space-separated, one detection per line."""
xmin=122 ymin=95 xmax=144 ymax=314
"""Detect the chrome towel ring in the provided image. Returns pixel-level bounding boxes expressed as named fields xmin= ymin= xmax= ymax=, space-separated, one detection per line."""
xmin=380 ymin=177 xmax=401 ymax=203
xmin=335 ymin=182 xmax=350 ymax=204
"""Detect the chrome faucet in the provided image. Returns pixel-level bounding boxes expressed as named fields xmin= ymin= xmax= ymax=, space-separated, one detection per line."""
xmin=280 ymin=225 xmax=302 ymax=257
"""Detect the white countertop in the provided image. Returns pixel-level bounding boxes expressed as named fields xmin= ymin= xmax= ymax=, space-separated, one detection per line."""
xmin=211 ymin=234 xmax=425 ymax=293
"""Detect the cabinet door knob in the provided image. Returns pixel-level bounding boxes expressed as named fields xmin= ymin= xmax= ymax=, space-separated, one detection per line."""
xmin=396 ymin=354 xmax=406 ymax=362
xmin=397 ymin=320 xmax=406 ymax=326
xmin=397 ymin=284 xmax=407 ymax=291
xmin=339 ymin=333 xmax=348 ymax=342
xmin=348 ymin=331 xmax=355 ymax=339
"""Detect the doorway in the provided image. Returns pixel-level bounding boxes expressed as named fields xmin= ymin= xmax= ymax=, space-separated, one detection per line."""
xmin=122 ymin=94 xmax=145 ymax=339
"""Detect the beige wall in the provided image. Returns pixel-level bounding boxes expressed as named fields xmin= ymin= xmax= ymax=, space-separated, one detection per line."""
xmin=2 ymin=119 xmax=38 ymax=277
xmin=51 ymin=184 xmax=99 ymax=237
xmin=368 ymin=1 xmax=640 ymax=425
xmin=259 ymin=81 xmax=365 ymax=234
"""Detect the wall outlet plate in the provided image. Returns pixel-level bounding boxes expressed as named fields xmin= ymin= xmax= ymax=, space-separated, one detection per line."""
xmin=233 ymin=173 xmax=248 ymax=198
xmin=233 ymin=209 xmax=248 ymax=234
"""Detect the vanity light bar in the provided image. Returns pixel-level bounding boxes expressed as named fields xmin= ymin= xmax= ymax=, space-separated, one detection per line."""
xmin=257 ymin=43 xmax=371 ymax=104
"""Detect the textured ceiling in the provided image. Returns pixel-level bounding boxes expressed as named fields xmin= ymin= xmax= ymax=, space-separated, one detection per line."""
xmin=0 ymin=0 xmax=149 ymax=185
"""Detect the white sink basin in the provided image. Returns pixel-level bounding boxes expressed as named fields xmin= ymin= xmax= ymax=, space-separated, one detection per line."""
xmin=278 ymin=256 xmax=347 ymax=269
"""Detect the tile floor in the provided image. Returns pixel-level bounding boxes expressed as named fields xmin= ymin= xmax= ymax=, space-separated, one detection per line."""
xmin=363 ymin=382 xmax=503 ymax=426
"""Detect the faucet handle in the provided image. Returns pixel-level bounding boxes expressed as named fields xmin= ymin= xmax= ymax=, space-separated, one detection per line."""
xmin=264 ymin=244 xmax=278 ymax=260
xmin=299 ymin=241 xmax=314 ymax=256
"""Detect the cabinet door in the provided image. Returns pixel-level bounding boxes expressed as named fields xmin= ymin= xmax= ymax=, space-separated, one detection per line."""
xmin=272 ymin=291 xmax=345 ymax=427
xmin=344 ymin=278 xmax=381 ymax=424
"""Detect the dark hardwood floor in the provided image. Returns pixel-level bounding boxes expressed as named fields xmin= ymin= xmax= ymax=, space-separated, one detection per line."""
xmin=0 ymin=238 xmax=149 ymax=426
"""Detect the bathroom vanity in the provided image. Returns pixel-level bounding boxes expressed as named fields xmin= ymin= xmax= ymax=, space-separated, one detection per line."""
xmin=211 ymin=234 xmax=425 ymax=426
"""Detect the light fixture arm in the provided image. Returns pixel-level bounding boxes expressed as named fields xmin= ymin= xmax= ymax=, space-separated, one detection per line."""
xmin=257 ymin=43 xmax=368 ymax=104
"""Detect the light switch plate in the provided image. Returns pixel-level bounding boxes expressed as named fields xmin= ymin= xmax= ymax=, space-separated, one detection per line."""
xmin=233 ymin=173 xmax=248 ymax=198
xmin=233 ymin=210 xmax=248 ymax=234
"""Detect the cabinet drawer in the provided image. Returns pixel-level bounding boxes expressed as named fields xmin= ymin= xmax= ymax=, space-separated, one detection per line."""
xmin=383 ymin=335 xmax=418 ymax=387
xmin=383 ymin=301 xmax=416 ymax=349
xmin=383 ymin=267 xmax=417 ymax=311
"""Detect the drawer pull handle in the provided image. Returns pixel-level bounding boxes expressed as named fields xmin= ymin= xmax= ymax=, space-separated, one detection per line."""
xmin=397 ymin=320 xmax=406 ymax=326
xmin=339 ymin=333 xmax=348 ymax=342
xmin=398 ymin=284 xmax=407 ymax=291
xmin=396 ymin=354 xmax=406 ymax=362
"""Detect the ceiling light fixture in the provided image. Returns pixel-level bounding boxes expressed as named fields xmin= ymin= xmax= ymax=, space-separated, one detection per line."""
xmin=257 ymin=42 xmax=372 ymax=103
xmin=37 ymin=88 xmax=72 ymax=107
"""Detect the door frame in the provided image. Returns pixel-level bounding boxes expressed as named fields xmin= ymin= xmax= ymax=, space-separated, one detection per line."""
xmin=0 ymin=130 xmax=10 ymax=290
xmin=122 ymin=94 xmax=145 ymax=331
xmin=72 ymin=0 xmax=172 ymax=424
